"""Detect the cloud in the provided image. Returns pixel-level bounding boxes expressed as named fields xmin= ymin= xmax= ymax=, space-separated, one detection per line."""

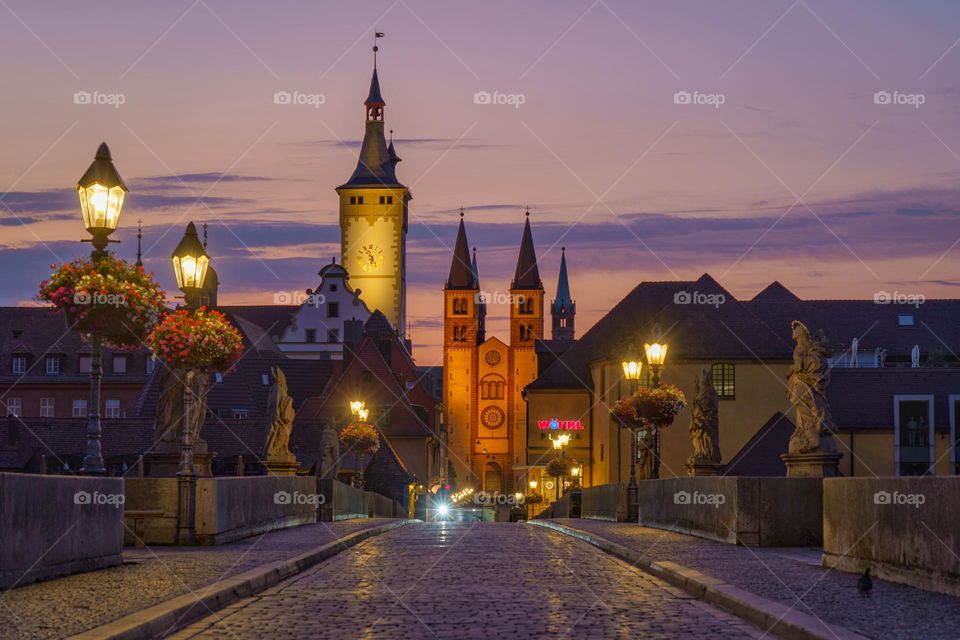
xmin=289 ymin=137 xmax=503 ymax=151
xmin=133 ymin=173 xmax=277 ymax=188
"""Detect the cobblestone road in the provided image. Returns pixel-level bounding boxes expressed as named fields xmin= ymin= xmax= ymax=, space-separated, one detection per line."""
xmin=172 ymin=523 xmax=767 ymax=640
xmin=557 ymin=519 xmax=960 ymax=640
xmin=0 ymin=519 xmax=396 ymax=640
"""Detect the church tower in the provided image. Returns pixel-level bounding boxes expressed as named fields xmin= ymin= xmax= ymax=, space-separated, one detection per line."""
xmin=510 ymin=210 xmax=544 ymax=347
xmin=550 ymin=247 xmax=575 ymax=341
xmin=337 ymin=47 xmax=410 ymax=338
xmin=443 ymin=211 xmax=482 ymax=485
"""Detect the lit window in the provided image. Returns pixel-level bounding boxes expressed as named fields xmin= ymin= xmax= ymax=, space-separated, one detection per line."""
xmin=6 ymin=398 xmax=22 ymax=417
xmin=113 ymin=356 xmax=126 ymax=374
xmin=46 ymin=357 xmax=60 ymax=375
xmin=105 ymin=399 xmax=120 ymax=418
xmin=898 ymin=314 xmax=915 ymax=326
xmin=711 ymin=363 xmax=736 ymax=398
xmin=11 ymin=356 xmax=26 ymax=374
xmin=72 ymin=399 xmax=87 ymax=417
xmin=40 ymin=397 xmax=54 ymax=417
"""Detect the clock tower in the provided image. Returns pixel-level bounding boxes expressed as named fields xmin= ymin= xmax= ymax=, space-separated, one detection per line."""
xmin=336 ymin=50 xmax=410 ymax=338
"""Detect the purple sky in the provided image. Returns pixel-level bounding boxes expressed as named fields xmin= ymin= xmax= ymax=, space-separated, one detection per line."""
xmin=3 ymin=0 xmax=960 ymax=363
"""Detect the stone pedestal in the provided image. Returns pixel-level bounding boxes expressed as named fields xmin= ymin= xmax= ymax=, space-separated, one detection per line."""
xmin=686 ymin=460 xmax=725 ymax=476
xmin=146 ymin=440 xmax=214 ymax=477
xmin=262 ymin=454 xmax=300 ymax=476
xmin=781 ymin=451 xmax=842 ymax=477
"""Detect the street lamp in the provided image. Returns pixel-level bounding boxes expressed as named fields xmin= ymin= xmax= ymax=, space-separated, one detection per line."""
xmin=77 ymin=143 xmax=127 ymax=475
xmin=171 ymin=222 xmax=210 ymax=311
xmin=348 ymin=400 xmax=368 ymax=487
xmin=170 ymin=225 xmax=211 ymax=544
xmin=620 ymin=345 xmax=643 ymax=521
xmin=644 ymin=340 xmax=669 ymax=479
xmin=78 ymin=143 xmax=127 ymax=260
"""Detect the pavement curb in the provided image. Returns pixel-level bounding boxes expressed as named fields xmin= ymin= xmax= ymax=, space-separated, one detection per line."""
xmin=529 ymin=520 xmax=869 ymax=640
xmin=69 ymin=519 xmax=415 ymax=640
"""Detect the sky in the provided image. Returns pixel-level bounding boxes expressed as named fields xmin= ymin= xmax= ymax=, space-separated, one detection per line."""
xmin=3 ymin=0 xmax=960 ymax=364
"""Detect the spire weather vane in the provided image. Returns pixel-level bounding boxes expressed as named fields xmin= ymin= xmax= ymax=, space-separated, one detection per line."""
xmin=374 ymin=31 xmax=384 ymax=65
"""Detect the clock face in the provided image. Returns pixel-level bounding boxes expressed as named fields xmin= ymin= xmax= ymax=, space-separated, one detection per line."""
xmin=356 ymin=244 xmax=384 ymax=273
xmin=485 ymin=350 xmax=501 ymax=366
xmin=481 ymin=405 xmax=506 ymax=430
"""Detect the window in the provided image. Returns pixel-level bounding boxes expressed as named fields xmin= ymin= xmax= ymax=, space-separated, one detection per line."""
xmin=40 ymin=397 xmax=54 ymax=417
xmin=327 ymin=328 xmax=340 ymax=343
xmin=379 ymin=195 xmax=386 ymax=204
xmin=327 ymin=302 xmax=340 ymax=318
xmin=481 ymin=376 xmax=505 ymax=399
xmin=305 ymin=328 xmax=317 ymax=343
xmin=453 ymin=325 xmax=468 ymax=342
xmin=11 ymin=356 xmax=26 ymax=374
xmin=518 ymin=297 xmax=533 ymax=315
xmin=894 ymin=395 xmax=934 ymax=476
xmin=898 ymin=314 xmax=915 ymax=326
xmin=261 ymin=374 xmax=270 ymax=385
xmin=452 ymin=298 xmax=468 ymax=315
xmin=72 ymin=399 xmax=87 ymax=417
xmin=350 ymin=196 xmax=357 ymax=204
xmin=214 ymin=372 xmax=224 ymax=383
xmin=387 ymin=195 xmax=393 ymax=204
xmin=5 ymin=398 xmax=22 ymax=417
xmin=79 ymin=356 xmax=92 ymax=373
xmin=113 ymin=356 xmax=126 ymax=374
xmin=232 ymin=409 xmax=249 ymax=419
xmin=46 ymin=357 xmax=60 ymax=375
xmin=357 ymin=196 xmax=364 ymax=205
xmin=105 ymin=399 xmax=120 ymax=418
xmin=711 ymin=363 xmax=736 ymax=398
xmin=330 ymin=284 xmax=338 ymax=292
xmin=146 ymin=357 xmax=155 ymax=374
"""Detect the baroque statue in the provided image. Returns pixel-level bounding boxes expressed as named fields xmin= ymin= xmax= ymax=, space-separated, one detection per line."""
xmin=318 ymin=422 xmax=341 ymax=480
xmin=786 ymin=320 xmax=838 ymax=455
xmin=157 ymin=366 xmax=208 ymax=444
xmin=688 ymin=368 xmax=721 ymax=464
xmin=263 ymin=366 xmax=296 ymax=462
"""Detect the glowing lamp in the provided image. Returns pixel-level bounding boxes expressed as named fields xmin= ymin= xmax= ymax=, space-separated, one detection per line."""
xmin=77 ymin=143 xmax=127 ymax=240
xmin=645 ymin=342 xmax=668 ymax=366
xmin=529 ymin=479 xmax=538 ymax=490
xmin=357 ymin=407 xmax=370 ymax=422
xmin=171 ymin=222 xmax=209 ymax=293
xmin=349 ymin=400 xmax=365 ymax=416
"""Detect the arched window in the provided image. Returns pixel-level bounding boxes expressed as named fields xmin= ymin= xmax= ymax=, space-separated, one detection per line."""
xmin=711 ymin=363 xmax=735 ymax=397
xmin=481 ymin=375 xmax=505 ymax=399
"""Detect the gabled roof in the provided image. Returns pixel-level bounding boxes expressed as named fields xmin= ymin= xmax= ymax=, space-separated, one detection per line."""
xmin=446 ymin=215 xmax=477 ymax=290
xmin=528 ymin=274 xmax=791 ymax=391
xmin=750 ymin=281 xmax=799 ymax=303
xmin=512 ymin=214 xmax=542 ymax=290
xmin=217 ymin=305 xmax=297 ymax=341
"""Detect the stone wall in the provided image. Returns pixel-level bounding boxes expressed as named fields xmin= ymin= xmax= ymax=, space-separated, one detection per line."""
xmin=318 ymin=478 xmax=368 ymax=522
xmin=637 ymin=477 xmax=823 ymax=547
xmin=367 ymin=491 xmax=396 ymax=518
xmin=580 ymin=483 xmax=627 ymax=521
xmin=823 ymin=477 xmax=960 ymax=597
xmin=0 ymin=473 xmax=123 ymax=588
xmin=124 ymin=476 xmax=317 ymax=545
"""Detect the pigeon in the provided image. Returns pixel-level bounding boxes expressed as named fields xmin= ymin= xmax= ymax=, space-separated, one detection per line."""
xmin=857 ymin=568 xmax=873 ymax=597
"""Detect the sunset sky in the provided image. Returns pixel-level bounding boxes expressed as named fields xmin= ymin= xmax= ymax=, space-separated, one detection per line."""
xmin=3 ymin=0 xmax=960 ymax=363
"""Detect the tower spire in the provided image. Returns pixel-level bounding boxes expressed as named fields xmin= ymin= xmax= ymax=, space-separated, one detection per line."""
xmin=512 ymin=208 xmax=541 ymax=289
xmin=446 ymin=210 xmax=476 ymax=289
xmin=135 ymin=218 xmax=143 ymax=267
xmin=551 ymin=246 xmax=575 ymax=341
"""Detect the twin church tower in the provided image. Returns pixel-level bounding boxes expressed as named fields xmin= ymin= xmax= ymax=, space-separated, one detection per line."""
xmin=338 ymin=51 xmax=575 ymax=492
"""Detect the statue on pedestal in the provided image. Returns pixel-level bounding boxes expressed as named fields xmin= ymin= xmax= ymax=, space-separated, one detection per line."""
xmin=687 ymin=368 xmax=722 ymax=475
xmin=150 ymin=366 xmax=213 ymax=476
xmin=318 ymin=423 xmax=340 ymax=480
xmin=262 ymin=366 xmax=299 ymax=475
xmin=782 ymin=320 xmax=842 ymax=476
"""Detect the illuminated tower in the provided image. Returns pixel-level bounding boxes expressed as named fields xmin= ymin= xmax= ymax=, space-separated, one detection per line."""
xmin=336 ymin=47 xmax=410 ymax=337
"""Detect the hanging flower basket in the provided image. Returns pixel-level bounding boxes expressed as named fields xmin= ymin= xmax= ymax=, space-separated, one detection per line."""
xmin=611 ymin=384 xmax=687 ymax=429
xmin=546 ymin=457 xmax=576 ymax=478
xmin=38 ymin=256 xmax=167 ymax=347
xmin=340 ymin=422 xmax=380 ymax=456
xmin=525 ymin=493 xmax=544 ymax=504
xmin=146 ymin=307 xmax=244 ymax=372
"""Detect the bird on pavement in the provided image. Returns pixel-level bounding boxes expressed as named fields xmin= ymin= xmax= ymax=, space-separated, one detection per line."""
xmin=857 ymin=568 xmax=873 ymax=597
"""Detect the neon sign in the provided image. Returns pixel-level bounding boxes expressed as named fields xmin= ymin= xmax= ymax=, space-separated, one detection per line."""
xmin=537 ymin=419 xmax=584 ymax=431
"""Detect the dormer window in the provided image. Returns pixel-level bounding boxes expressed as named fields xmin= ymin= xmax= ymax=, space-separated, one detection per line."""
xmin=898 ymin=314 xmax=915 ymax=326
xmin=11 ymin=356 xmax=26 ymax=375
xmin=46 ymin=357 xmax=60 ymax=375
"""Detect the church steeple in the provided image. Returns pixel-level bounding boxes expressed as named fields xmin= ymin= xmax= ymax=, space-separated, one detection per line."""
xmin=446 ymin=209 xmax=476 ymax=289
xmin=512 ymin=209 xmax=542 ymax=289
xmin=444 ymin=209 xmax=482 ymax=347
xmin=510 ymin=209 xmax=544 ymax=346
xmin=551 ymin=247 xmax=575 ymax=341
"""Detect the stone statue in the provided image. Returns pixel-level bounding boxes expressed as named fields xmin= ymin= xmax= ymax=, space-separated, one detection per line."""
xmin=263 ymin=366 xmax=296 ymax=460
xmin=636 ymin=430 xmax=654 ymax=480
xmin=786 ymin=321 xmax=837 ymax=455
xmin=318 ymin=423 xmax=340 ymax=479
xmin=157 ymin=366 xmax=208 ymax=444
xmin=688 ymin=368 xmax=721 ymax=464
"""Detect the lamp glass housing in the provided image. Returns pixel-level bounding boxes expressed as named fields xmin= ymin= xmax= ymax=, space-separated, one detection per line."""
xmin=621 ymin=360 xmax=643 ymax=380
xmin=172 ymin=252 xmax=209 ymax=292
xmin=78 ymin=183 xmax=125 ymax=234
xmin=644 ymin=342 xmax=668 ymax=366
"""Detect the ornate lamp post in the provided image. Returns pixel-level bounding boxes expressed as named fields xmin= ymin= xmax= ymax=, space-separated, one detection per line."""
xmin=527 ymin=478 xmax=538 ymax=518
xmin=620 ymin=346 xmax=643 ymax=522
xmin=77 ymin=143 xmax=127 ymax=475
xmin=349 ymin=400 xmax=369 ymax=487
xmin=171 ymin=224 xmax=210 ymax=545
xmin=644 ymin=341 xmax=668 ymax=479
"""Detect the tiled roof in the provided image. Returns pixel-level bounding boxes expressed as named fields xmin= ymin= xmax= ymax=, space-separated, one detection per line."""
xmin=827 ymin=368 xmax=959 ymax=431
xmin=217 ymin=305 xmax=297 ymax=341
